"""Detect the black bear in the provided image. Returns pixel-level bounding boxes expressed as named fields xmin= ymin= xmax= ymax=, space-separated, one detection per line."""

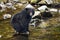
xmin=11 ymin=6 xmax=34 ymax=36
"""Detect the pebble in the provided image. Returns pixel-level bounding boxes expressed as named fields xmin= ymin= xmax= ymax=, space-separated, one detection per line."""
xmin=0 ymin=35 xmax=2 ymax=38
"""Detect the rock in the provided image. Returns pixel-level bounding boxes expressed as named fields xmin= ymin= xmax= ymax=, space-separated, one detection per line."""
xmin=38 ymin=5 xmax=48 ymax=12
xmin=13 ymin=0 xmax=19 ymax=2
xmin=45 ymin=0 xmax=53 ymax=4
xmin=30 ymin=0 xmax=37 ymax=3
xmin=49 ymin=8 xmax=58 ymax=12
xmin=25 ymin=4 xmax=35 ymax=9
xmin=0 ymin=35 xmax=2 ymax=38
xmin=39 ymin=21 xmax=49 ymax=28
xmin=32 ymin=11 xmax=40 ymax=18
xmin=3 ymin=14 xmax=11 ymax=19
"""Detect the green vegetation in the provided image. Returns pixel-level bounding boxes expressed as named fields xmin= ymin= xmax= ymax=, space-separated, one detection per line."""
xmin=0 ymin=8 xmax=60 ymax=40
xmin=0 ymin=4 xmax=25 ymax=40
xmin=0 ymin=0 xmax=60 ymax=40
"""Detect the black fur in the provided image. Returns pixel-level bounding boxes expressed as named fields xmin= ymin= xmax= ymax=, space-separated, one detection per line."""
xmin=11 ymin=8 xmax=34 ymax=33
